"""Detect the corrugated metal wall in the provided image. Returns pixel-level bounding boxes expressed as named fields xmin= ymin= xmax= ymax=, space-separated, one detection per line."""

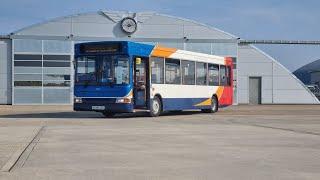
xmin=238 ymin=44 xmax=319 ymax=104
xmin=0 ymin=39 xmax=12 ymax=104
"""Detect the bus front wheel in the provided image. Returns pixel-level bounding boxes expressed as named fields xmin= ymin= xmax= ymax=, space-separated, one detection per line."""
xmin=202 ymin=96 xmax=218 ymax=113
xmin=150 ymin=96 xmax=162 ymax=117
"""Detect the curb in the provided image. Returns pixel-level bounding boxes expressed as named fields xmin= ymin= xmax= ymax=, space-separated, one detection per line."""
xmin=0 ymin=126 xmax=43 ymax=172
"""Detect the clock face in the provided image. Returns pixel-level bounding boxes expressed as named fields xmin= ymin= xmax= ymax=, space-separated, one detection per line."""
xmin=121 ymin=17 xmax=137 ymax=34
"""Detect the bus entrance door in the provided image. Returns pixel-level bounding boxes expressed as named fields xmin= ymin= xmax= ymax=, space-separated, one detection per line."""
xmin=133 ymin=57 xmax=149 ymax=109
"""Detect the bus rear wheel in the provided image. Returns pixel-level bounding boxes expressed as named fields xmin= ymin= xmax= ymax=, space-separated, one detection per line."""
xmin=150 ymin=96 xmax=162 ymax=117
xmin=201 ymin=96 xmax=218 ymax=113
xmin=102 ymin=111 xmax=116 ymax=118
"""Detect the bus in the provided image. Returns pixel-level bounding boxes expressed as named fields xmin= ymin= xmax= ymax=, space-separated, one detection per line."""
xmin=73 ymin=41 xmax=233 ymax=117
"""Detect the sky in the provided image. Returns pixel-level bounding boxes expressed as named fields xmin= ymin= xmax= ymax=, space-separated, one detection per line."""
xmin=0 ymin=0 xmax=319 ymax=71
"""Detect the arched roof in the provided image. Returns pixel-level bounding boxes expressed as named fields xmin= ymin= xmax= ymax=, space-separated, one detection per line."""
xmin=11 ymin=11 xmax=237 ymax=41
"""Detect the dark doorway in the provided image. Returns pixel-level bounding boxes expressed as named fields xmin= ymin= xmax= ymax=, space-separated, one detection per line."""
xmin=249 ymin=77 xmax=262 ymax=104
xmin=133 ymin=57 xmax=149 ymax=109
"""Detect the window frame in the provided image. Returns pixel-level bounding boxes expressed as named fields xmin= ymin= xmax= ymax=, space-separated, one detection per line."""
xmin=165 ymin=58 xmax=181 ymax=85
xmin=150 ymin=56 xmax=165 ymax=84
xmin=181 ymin=60 xmax=195 ymax=85
xmin=208 ymin=63 xmax=220 ymax=86
xmin=195 ymin=61 xmax=208 ymax=86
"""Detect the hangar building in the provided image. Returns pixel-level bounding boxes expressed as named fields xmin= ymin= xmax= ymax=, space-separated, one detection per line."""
xmin=0 ymin=11 xmax=318 ymax=105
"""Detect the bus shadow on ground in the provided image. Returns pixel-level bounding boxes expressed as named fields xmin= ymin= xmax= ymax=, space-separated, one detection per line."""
xmin=0 ymin=111 xmax=203 ymax=119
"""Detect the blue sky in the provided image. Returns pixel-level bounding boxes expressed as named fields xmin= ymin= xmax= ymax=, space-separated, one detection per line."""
xmin=0 ymin=0 xmax=319 ymax=71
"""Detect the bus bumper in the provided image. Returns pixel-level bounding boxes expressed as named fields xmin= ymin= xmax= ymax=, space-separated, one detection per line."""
xmin=74 ymin=102 xmax=134 ymax=113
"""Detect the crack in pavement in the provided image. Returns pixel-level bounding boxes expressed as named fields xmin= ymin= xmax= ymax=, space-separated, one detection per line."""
xmin=227 ymin=119 xmax=320 ymax=136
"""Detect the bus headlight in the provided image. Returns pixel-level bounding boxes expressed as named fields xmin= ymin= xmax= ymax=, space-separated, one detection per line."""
xmin=74 ymin=97 xmax=83 ymax=103
xmin=116 ymin=98 xmax=131 ymax=103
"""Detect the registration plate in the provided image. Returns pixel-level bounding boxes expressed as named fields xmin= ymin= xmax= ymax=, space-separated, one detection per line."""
xmin=92 ymin=106 xmax=105 ymax=110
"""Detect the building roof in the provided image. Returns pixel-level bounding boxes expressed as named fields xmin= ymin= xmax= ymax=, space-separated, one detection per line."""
xmin=0 ymin=35 xmax=9 ymax=39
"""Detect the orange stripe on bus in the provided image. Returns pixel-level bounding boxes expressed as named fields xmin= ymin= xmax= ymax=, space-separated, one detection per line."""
xmin=151 ymin=45 xmax=177 ymax=58
xmin=194 ymin=98 xmax=212 ymax=106
xmin=216 ymin=86 xmax=224 ymax=100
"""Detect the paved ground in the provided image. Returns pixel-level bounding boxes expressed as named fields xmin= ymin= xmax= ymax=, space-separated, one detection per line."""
xmin=0 ymin=105 xmax=319 ymax=179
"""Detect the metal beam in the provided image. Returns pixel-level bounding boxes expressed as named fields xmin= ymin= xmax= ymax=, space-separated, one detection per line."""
xmin=239 ymin=40 xmax=320 ymax=45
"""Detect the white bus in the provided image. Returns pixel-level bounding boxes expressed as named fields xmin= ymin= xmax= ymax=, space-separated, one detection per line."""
xmin=73 ymin=41 xmax=233 ymax=117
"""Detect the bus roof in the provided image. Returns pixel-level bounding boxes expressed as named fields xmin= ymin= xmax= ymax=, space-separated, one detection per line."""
xmin=75 ymin=41 xmax=228 ymax=65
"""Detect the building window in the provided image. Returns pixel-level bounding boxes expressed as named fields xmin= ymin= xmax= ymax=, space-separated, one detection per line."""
xmin=150 ymin=57 xmax=164 ymax=84
xmin=14 ymin=81 xmax=42 ymax=87
xmin=13 ymin=39 xmax=72 ymax=105
xmin=181 ymin=60 xmax=195 ymax=85
xmin=196 ymin=62 xmax=207 ymax=85
xmin=208 ymin=64 xmax=219 ymax=86
xmin=165 ymin=58 xmax=181 ymax=84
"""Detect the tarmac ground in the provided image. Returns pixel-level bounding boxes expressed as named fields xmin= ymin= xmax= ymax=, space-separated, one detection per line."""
xmin=0 ymin=105 xmax=320 ymax=180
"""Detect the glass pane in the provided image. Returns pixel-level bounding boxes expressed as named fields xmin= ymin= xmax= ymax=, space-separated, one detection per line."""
xmin=75 ymin=55 xmax=129 ymax=86
xmin=43 ymin=40 xmax=72 ymax=54
xmin=14 ymin=67 xmax=42 ymax=74
xmin=165 ymin=58 xmax=181 ymax=84
xmin=76 ymin=56 xmax=97 ymax=83
xmin=14 ymin=88 xmax=42 ymax=104
xmin=14 ymin=81 xmax=42 ymax=86
xmin=196 ymin=62 xmax=207 ymax=85
xmin=14 ymin=61 xmax=42 ymax=67
xmin=14 ymin=54 xmax=42 ymax=60
xmin=43 ymin=61 xmax=70 ymax=67
xmin=151 ymin=57 xmax=164 ymax=84
xmin=43 ymin=74 xmax=70 ymax=81
xmin=43 ymin=81 xmax=70 ymax=87
xmin=114 ymin=57 xmax=129 ymax=84
xmin=181 ymin=60 xmax=195 ymax=85
xmin=43 ymin=88 xmax=70 ymax=104
xmin=14 ymin=39 xmax=42 ymax=53
xmin=208 ymin=64 xmax=219 ymax=86
xmin=14 ymin=74 xmax=42 ymax=81
xmin=220 ymin=65 xmax=227 ymax=86
xmin=43 ymin=55 xmax=70 ymax=61
xmin=43 ymin=67 xmax=70 ymax=74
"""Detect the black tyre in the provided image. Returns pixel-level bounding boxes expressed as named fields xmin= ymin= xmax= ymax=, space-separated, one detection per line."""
xmin=102 ymin=111 xmax=116 ymax=118
xmin=150 ymin=96 xmax=162 ymax=117
xmin=201 ymin=96 xmax=218 ymax=113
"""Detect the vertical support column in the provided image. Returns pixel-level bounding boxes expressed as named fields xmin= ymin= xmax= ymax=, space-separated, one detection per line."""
xmin=11 ymin=40 xmax=15 ymax=105
xmin=70 ymin=40 xmax=74 ymax=105
xmin=41 ymin=40 xmax=44 ymax=104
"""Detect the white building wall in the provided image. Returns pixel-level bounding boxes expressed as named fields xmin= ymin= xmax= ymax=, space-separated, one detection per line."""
xmin=238 ymin=44 xmax=319 ymax=104
xmin=0 ymin=39 xmax=12 ymax=104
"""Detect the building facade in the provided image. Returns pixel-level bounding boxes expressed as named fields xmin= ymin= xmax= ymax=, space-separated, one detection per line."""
xmin=0 ymin=11 xmax=318 ymax=105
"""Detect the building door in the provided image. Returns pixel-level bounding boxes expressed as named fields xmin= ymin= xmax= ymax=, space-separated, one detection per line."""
xmin=249 ymin=77 xmax=261 ymax=104
xmin=133 ymin=57 xmax=149 ymax=108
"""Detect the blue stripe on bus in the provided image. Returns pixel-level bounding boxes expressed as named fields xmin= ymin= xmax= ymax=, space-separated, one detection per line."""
xmin=161 ymin=98 xmax=211 ymax=111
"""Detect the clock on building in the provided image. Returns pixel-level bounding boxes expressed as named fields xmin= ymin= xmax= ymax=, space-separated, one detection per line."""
xmin=121 ymin=17 xmax=137 ymax=34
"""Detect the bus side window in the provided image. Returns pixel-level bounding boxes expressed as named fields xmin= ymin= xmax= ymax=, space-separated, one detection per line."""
xmin=220 ymin=65 xmax=227 ymax=86
xmin=150 ymin=57 xmax=164 ymax=84
xmin=208 ymin=64 xmax=219 ymax=86
xmin=165 ymin=58 xmax=181 ymax=84
xmin=196 ymin=62 xmax=207 ymax=86
xmin=181 ymin=60 xmax=195 ymax=85
xmin=226 ymin=66 xmax=232 ymax=86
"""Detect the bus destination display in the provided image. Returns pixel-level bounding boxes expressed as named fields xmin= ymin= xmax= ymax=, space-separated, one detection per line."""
xmin=80 ymin=43 xmax=121 ymax=53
